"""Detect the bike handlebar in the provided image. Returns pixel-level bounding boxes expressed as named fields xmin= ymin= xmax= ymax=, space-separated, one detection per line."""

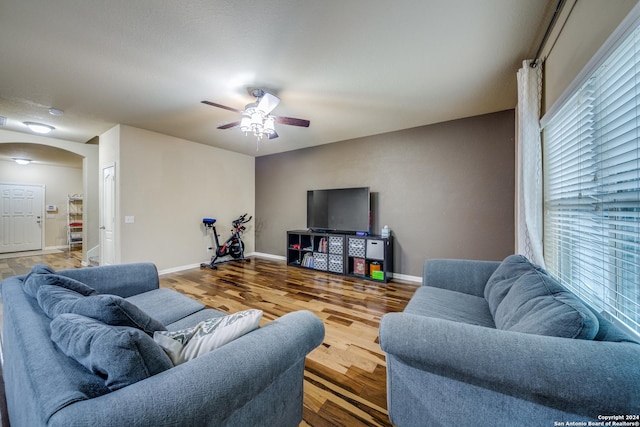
xmin=232 ymin=214 xmax=252 ymax=227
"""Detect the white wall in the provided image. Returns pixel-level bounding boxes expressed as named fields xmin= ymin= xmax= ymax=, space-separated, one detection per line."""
xmin=0 ymin=159 xmax=82 ymax=248
xmin=101 ymin=125 xmax=255 ymax=271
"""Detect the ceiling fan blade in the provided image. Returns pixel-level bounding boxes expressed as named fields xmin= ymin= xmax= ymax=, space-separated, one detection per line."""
xmin=275 ymin=116 xmax=310 ymax=127
xmin=257 ymin=93 xmax=280 ymax=114
xmin=217 ymin=121 xmax=241 ymax=130
xmin=201 ymin=100 xmax=242 ymax=113
xmin=268 ymin=131 xmax=279 ymax=140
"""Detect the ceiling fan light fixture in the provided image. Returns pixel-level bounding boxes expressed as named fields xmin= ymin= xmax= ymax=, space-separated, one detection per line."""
xmin=202 ymin=88 xmax=310 ymax=147
xmin=240 ymin=113 xmax=251 ymax=134
xmin=263 ymin=116 xmax=276 ymax=135
xmin=24 ymin=122 xmax=55 ymax=134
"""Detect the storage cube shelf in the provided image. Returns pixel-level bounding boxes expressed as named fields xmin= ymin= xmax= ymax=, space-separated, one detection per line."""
xmin=287 ymin=230 xmax=393 ymax=283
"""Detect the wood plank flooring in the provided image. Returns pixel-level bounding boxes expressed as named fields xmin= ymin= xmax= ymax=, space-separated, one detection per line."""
xmin=0 ymin=251 xmax=418 ymax=427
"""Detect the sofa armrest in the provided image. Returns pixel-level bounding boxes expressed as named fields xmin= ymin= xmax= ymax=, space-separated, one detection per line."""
xmin=48 ymin=310 xmax=325 ymax=427
xmin=379 ymin=312 xmax=640 ymax=416
xmin=423 ymin=258 xmax=500 ymax=297
xmin=57 ymin=263 xmax=160 ymax=297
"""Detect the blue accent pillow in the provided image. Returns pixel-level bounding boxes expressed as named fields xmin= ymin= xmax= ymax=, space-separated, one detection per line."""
xmin=24 ymin=273 xmax=97 ymax=299
xmin=36 ymin=285 xmax=85 ymax=318
xmin=485 ymin=255 xmax=599 ymax=339
xmin=23 ymin=264 xmax=55 ymax=283
xmin=484 ymin=255 xmax=534 ymax=317
xmin=50 ymin=313 xmax=173 ymax=391
xmin=36 ymin=287 xmax=166 ymax=335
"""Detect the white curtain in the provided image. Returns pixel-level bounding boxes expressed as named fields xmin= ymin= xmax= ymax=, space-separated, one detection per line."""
xmin=516 ymin=59 xmax=545 ymax=267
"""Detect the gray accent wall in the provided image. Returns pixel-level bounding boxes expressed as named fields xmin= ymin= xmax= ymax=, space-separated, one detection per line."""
xmin=255 ymin=110 xmax=515 ymax=278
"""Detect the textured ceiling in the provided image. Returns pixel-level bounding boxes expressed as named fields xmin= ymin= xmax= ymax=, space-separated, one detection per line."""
xmin=0 ymin=0 xmax=553 ymax=161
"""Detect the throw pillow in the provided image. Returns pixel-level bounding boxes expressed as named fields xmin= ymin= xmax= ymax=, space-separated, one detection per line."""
xmin=50 ymin=313 xmax=173 ymax=391
xmin=36 ymin=287 xmax=166 ymax=336
xmin=484 ymin=254 xmax=539 ymax=318
xmin=23 ymin=272 xmax=97 ymax=299
xmin=154 ymin=309 xmax=262 ymax=365
xmin=23 ymin=264 xmax=55 ymax=284
xmin=492 ymin=265 xmax=599 ymax=340
xmin=36 ymin=284 xmax=85 ymax=318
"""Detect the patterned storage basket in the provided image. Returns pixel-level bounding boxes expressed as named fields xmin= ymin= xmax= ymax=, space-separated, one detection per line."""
xmin=348 ymin=238 xmax=366 ymax=257
xmin=328 ymin=253 xmax=344 ymax=273
xmin=314 ymin=253 xmax=328 ymax=270
xmin=328 ymin=236 xmax=344 ymax=254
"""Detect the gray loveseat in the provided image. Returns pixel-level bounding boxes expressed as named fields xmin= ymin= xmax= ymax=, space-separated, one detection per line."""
xmin=379 ymin=255 xmax=640 ymax=427
xmin=1 ymin=263 xmax=325 ymax=427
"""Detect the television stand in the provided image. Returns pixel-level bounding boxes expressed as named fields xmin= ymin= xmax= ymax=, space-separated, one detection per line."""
xmin=286 ymin=230 xmax=393 ymax=283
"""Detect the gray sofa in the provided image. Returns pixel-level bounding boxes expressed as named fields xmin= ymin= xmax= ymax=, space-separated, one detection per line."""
xmin=379 ymin=255 xmax=640 ymax=427
xmin=1 ymin=263 xmax=325 ymax=427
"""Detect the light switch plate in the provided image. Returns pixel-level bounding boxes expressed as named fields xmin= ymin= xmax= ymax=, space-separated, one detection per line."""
xmin=125 ymin=216 xmax=135 ymax=224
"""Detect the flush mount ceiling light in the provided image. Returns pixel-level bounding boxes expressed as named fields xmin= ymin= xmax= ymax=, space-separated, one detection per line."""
xmin=48 ymin=108 xmax=64 ymax=116
xmin=23 ymin=121 xmax=55 ymax=134
xmin=12 ymin=158 xmax=31 ymax=165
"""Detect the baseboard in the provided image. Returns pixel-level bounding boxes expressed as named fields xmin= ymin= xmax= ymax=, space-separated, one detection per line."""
xmin=158 ymin=263 xmax=202 ymax=276
xmin=44 ymin=245 xmax=68 ymax=251
xmin=390 ymin=272 xmax=421 ymax=283
xmin=247 ymin=252 xmax=286 ymax=261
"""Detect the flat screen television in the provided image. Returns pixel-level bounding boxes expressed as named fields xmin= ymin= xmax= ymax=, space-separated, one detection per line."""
xmin=307 ymin=187 xmax=370 ymax=233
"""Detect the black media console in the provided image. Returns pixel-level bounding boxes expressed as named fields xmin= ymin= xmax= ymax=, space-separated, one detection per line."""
xmin=286 ymin=230 xmax=393 ymax=283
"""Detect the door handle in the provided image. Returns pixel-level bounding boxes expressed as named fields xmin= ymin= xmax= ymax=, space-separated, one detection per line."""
xmin=99 ymin=226 xmax=106 ymax=230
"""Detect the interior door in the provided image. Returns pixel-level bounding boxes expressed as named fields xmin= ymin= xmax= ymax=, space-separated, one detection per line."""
xmin=100 ymin=164 xmax=116 ymax=265
xmin=0 ymin=183 xmax=44 ymax=253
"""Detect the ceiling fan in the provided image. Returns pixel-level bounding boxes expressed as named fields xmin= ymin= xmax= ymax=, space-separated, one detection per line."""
xmin=202 ymin=89 xmax=310 ymax=142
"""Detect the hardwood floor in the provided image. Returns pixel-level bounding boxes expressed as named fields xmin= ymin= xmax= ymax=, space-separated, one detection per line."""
xmin=0 ymin=251 xmax=418 ymax=427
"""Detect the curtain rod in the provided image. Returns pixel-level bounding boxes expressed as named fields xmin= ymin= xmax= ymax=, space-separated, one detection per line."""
xmin=531 ymin=0 xmax=567 ymax=68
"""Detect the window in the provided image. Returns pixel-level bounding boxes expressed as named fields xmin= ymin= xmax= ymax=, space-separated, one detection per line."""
xmin=542 ymin=21 xmax=640 ymax=336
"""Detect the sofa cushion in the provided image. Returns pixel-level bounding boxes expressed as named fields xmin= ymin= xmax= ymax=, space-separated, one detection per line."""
xmin=37 ymin=286 xmax=166 ymax=335
xmin=24 ymin=272 xmax=97 ymax=299
xmin=126 ymin=288 xmax=205 ymax=325
xmin=154 ymin=309 xmax=262 ymax=365
xmin=404 ymin=286 xmax=495 ymax=328
xmin=486 ymin=255 xmax=599 ymax=339
xmin=51 ymin=313 xmax=173 ymax=391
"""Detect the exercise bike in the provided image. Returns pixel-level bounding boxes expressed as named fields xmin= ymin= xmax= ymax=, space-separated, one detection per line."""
xmin=200 ymin=213 xmax=252 ymax=270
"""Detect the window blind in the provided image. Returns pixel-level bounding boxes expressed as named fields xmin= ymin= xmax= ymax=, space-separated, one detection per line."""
xmin=543 ymin=24 xmax=640 ymax=335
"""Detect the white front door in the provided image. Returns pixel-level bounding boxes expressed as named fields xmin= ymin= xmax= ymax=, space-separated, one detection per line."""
xmin=0 ymin=183 xmax=44 ymax=253
xmin=100 ymin=164 xmax=116 ymax=265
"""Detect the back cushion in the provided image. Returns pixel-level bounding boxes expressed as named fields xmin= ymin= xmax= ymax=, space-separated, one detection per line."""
xmin=484 ymin=255 xmax=534 ymax=317
xmin=36 ymin=286 xmax=166 ymax=335
xmin=486 ymin=255 xmax=599 ymax=339
xmin=24 ymin=272 xmax=97 ymax=299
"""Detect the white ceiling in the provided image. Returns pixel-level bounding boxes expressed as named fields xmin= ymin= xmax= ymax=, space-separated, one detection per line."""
xmin=0 ymin=0 xmax=553 ymax=162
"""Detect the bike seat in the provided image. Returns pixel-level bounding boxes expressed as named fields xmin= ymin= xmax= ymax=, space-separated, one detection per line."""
xmin=202 ymin=218 xmax=216 ymax=225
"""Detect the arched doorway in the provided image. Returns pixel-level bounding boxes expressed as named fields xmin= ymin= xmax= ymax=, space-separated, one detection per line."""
xmin=0 ymin=132 xmax=99 ymax=265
